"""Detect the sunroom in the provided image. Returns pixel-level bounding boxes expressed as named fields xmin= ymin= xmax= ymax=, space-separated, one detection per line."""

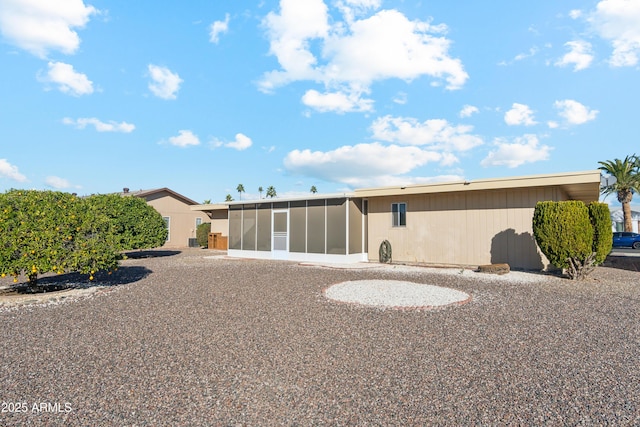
xmin=226 ymin=195 xmax=368 ymax=263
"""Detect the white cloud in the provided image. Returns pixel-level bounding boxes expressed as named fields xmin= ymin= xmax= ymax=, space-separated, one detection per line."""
xmin=209 ymin=13 xmax=230 ymax=44
xmin=344 ymin=0 xmax=381 ymax=7
xmin=323 ymin=10 xmax=467 ymax=89
xmin=0 ymin=0 xmax=97 ymax=58
xmin=225 ymin=133 xmax=252 ymax=150
xmin=260 ymin=0 xmax=329 ymax=91
xmin=167 ymin=130 xmax=200 ymax=147
xmin=39 ymin=61 xmax=93 ymax=96
xmin=63 ymin=117 xmax=135 ymax=133
xmin=459 ymin=105 xmax=479 ymax=118
xmin=547 ymin=121 xmax=559 ymax=129
xmin=335 ymin=0 xmax=381 ymax=23
xmin=498 ymin=47 xmax=538 ymax=66
xmin=0 ymin=159 xmax=27 ymax=182
xmin=302 ymin=89 xmax=373 ymax=113
xmin=555 ymin=40 xmax=594 ymax=71
xmin=481 ymin=135 xmax=551 ymax=168
xmin=283 ymin=142 xmax=451 ymax=187
xmin=45 ymin=176 xmax=71 ymax=189
xmin=514 ymin=47 xmax=538 ymax=61
xmin=211 ymin=133 xmax=253 ymax=150
xmin=260 ymin=2 xmax=467 ymax=111
xmin=554 ymin=99 xmax=598 ymax=125
xmin=504 ymin=103 xmax=537 ymax=126
xmin=371 ymin=115 xmax=483 ymax=151
xmin=148 ymin=64 xmax=183 ymax=100
xmin=392 ymin=92 xmax=407 ymax=105
xmin=589 ymin=0 xmax=640 ymax=66
xmin=569 ymin=9 xmax=583 ymax=19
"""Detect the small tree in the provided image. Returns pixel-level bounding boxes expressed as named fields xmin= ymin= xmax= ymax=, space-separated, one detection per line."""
xmin=310 ymin=185 xmax=318 ymax=194
xmin=533 ymin=200 xmax=606 ymax=280
xmin=0 ymin=190 xmax=119 ymax=288
xmin=225 ymin=194 xmax=234 ymax=202
xmin=236 ymin=184 xmax=245 ymax=201
xmin=258 ymin=186 xmax=263 ymax=199
xmin=266 ymin=186 xmax=277 ymax=198
xmin=196 ymin=222 xmax=211 ymax=248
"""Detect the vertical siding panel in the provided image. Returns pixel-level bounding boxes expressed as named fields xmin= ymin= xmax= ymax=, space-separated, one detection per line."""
xmin=465 ymin=192 xmax=476 ymax=265
xmin=493 ymin=190 xmax=508 ymax=264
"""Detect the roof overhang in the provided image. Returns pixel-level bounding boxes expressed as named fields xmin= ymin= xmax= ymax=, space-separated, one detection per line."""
xmin=198 ymin=192 xmax=356 ymax=209
xmin=191 ymin=203 xmax=228 ymax=212
xmin=354 ymin=170 xmax=602 ymax=204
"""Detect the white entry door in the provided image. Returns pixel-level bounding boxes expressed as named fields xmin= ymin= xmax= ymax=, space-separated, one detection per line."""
xmin=272 ymin=210 xmax=289 ymax=259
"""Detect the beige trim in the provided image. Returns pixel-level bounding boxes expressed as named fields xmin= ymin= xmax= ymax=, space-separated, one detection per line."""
xmin=354 ymin=170 xmax=601 ymax=203
xmin=191 ymin=203 xmax=228 ymax=211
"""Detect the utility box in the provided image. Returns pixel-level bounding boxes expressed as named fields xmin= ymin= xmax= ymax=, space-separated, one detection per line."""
xmin=208 ymin=232 xmax=228 ymax=250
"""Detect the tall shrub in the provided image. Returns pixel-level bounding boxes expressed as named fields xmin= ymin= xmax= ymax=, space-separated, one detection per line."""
xmin=196 ymin=222 xmax=211 ymax=248
xmin=588 ymin=202 xmax=613 ymax=265
xmin=86 ymin=194 xmax=168 ymax=251
xmin=532 ymin=201 xmax=594 ymax=279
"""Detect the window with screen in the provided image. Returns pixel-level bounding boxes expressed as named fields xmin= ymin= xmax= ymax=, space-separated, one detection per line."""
xmin=391 ymin=203 xmax=406 ymax=227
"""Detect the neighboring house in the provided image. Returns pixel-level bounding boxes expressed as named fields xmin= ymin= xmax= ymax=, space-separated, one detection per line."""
xmin=610 ymin=206 xmax=640 ymax=233
xmin=193 ymin=170 xmax=601 ymax=270
xmin=122 ymin=188 xmax=210 ymax=249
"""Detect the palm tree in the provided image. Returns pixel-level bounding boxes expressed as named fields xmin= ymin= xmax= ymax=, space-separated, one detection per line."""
xmin=203 ymin=199 xmax=211 ymax=204
xmin=599 ymin=154 xmax=640 ymax=232
xmin=225 ymin=194 xmax=234 ymax=202
xmin=310 ymin=185 xmax=318 ymax=194
xmin=236 ymin=184 xmax=245 ymax=200
xmin=258 ymin=186 xmax=263 ymax=199
xmin=266 ymin=186 xmax=277 ymax=198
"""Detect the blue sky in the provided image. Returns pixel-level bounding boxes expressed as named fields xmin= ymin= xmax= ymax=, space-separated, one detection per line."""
xmin=1 ymin=0 xmax=638 ymax=204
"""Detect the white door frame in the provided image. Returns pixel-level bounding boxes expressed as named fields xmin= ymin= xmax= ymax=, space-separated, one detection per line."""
xmin=271 ymin=209 xmax=289 ymax=259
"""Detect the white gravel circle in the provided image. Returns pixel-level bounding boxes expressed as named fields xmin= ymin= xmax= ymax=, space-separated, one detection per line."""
xmin=324 ymin=280 xmax=470 ymax=309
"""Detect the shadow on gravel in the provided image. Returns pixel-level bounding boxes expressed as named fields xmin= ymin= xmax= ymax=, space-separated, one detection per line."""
xmin=602 ymin=255 xmax=640 ymax=272
xmin=8 ymin=266 xmax=152 ymax=295
xmin=124 ymin=250 xmax=182 ymax=259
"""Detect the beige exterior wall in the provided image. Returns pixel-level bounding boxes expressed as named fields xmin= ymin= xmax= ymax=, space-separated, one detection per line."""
xmin=367 ymin=186 xmax=569 ymax=270
xmin=209 ymin=210 xmax=228 ymax=235
xmin=144 ymin=191 xmax=207 ymax=248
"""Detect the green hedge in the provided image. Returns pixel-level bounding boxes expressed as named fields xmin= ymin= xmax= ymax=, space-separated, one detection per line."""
xmin=196 ymin=222 xmax=211 ymax=248
xmin=589 ymin=202 xmax=613 ymax=264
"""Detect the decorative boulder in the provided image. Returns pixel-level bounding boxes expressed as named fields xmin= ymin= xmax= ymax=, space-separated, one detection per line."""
xmin=478 ymin=263 xmax=510 ymax=275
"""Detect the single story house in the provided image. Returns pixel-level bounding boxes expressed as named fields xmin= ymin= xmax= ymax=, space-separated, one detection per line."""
xmin=193 ymin=170 xmax=601 ymax=270
xmin=610 ymin=206 xmax=640 ymax=233
xmin=123 ymin=188 xmax=212 ymax=249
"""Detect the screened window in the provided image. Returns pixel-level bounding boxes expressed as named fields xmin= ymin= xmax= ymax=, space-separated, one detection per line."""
xmin=195 ymin=217 xmax=202 ymax=228
xmin=391 ymin=203 xmax=406 ymax=227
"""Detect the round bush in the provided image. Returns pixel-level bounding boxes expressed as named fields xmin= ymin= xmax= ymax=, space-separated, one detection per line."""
xmin=533 ymin=201 xmax=594 ymax=270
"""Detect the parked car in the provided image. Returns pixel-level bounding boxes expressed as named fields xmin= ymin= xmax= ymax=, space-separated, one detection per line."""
xmin=612 ymin=232 xmax=640 ymax=249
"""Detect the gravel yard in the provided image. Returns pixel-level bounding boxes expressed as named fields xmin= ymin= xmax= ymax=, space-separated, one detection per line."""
xmin=1 ymin=248 xmax=639 ymax=426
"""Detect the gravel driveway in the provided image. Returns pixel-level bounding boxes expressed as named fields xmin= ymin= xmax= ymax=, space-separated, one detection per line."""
xmin=1 ymin=249 xmax=638 ymax=426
